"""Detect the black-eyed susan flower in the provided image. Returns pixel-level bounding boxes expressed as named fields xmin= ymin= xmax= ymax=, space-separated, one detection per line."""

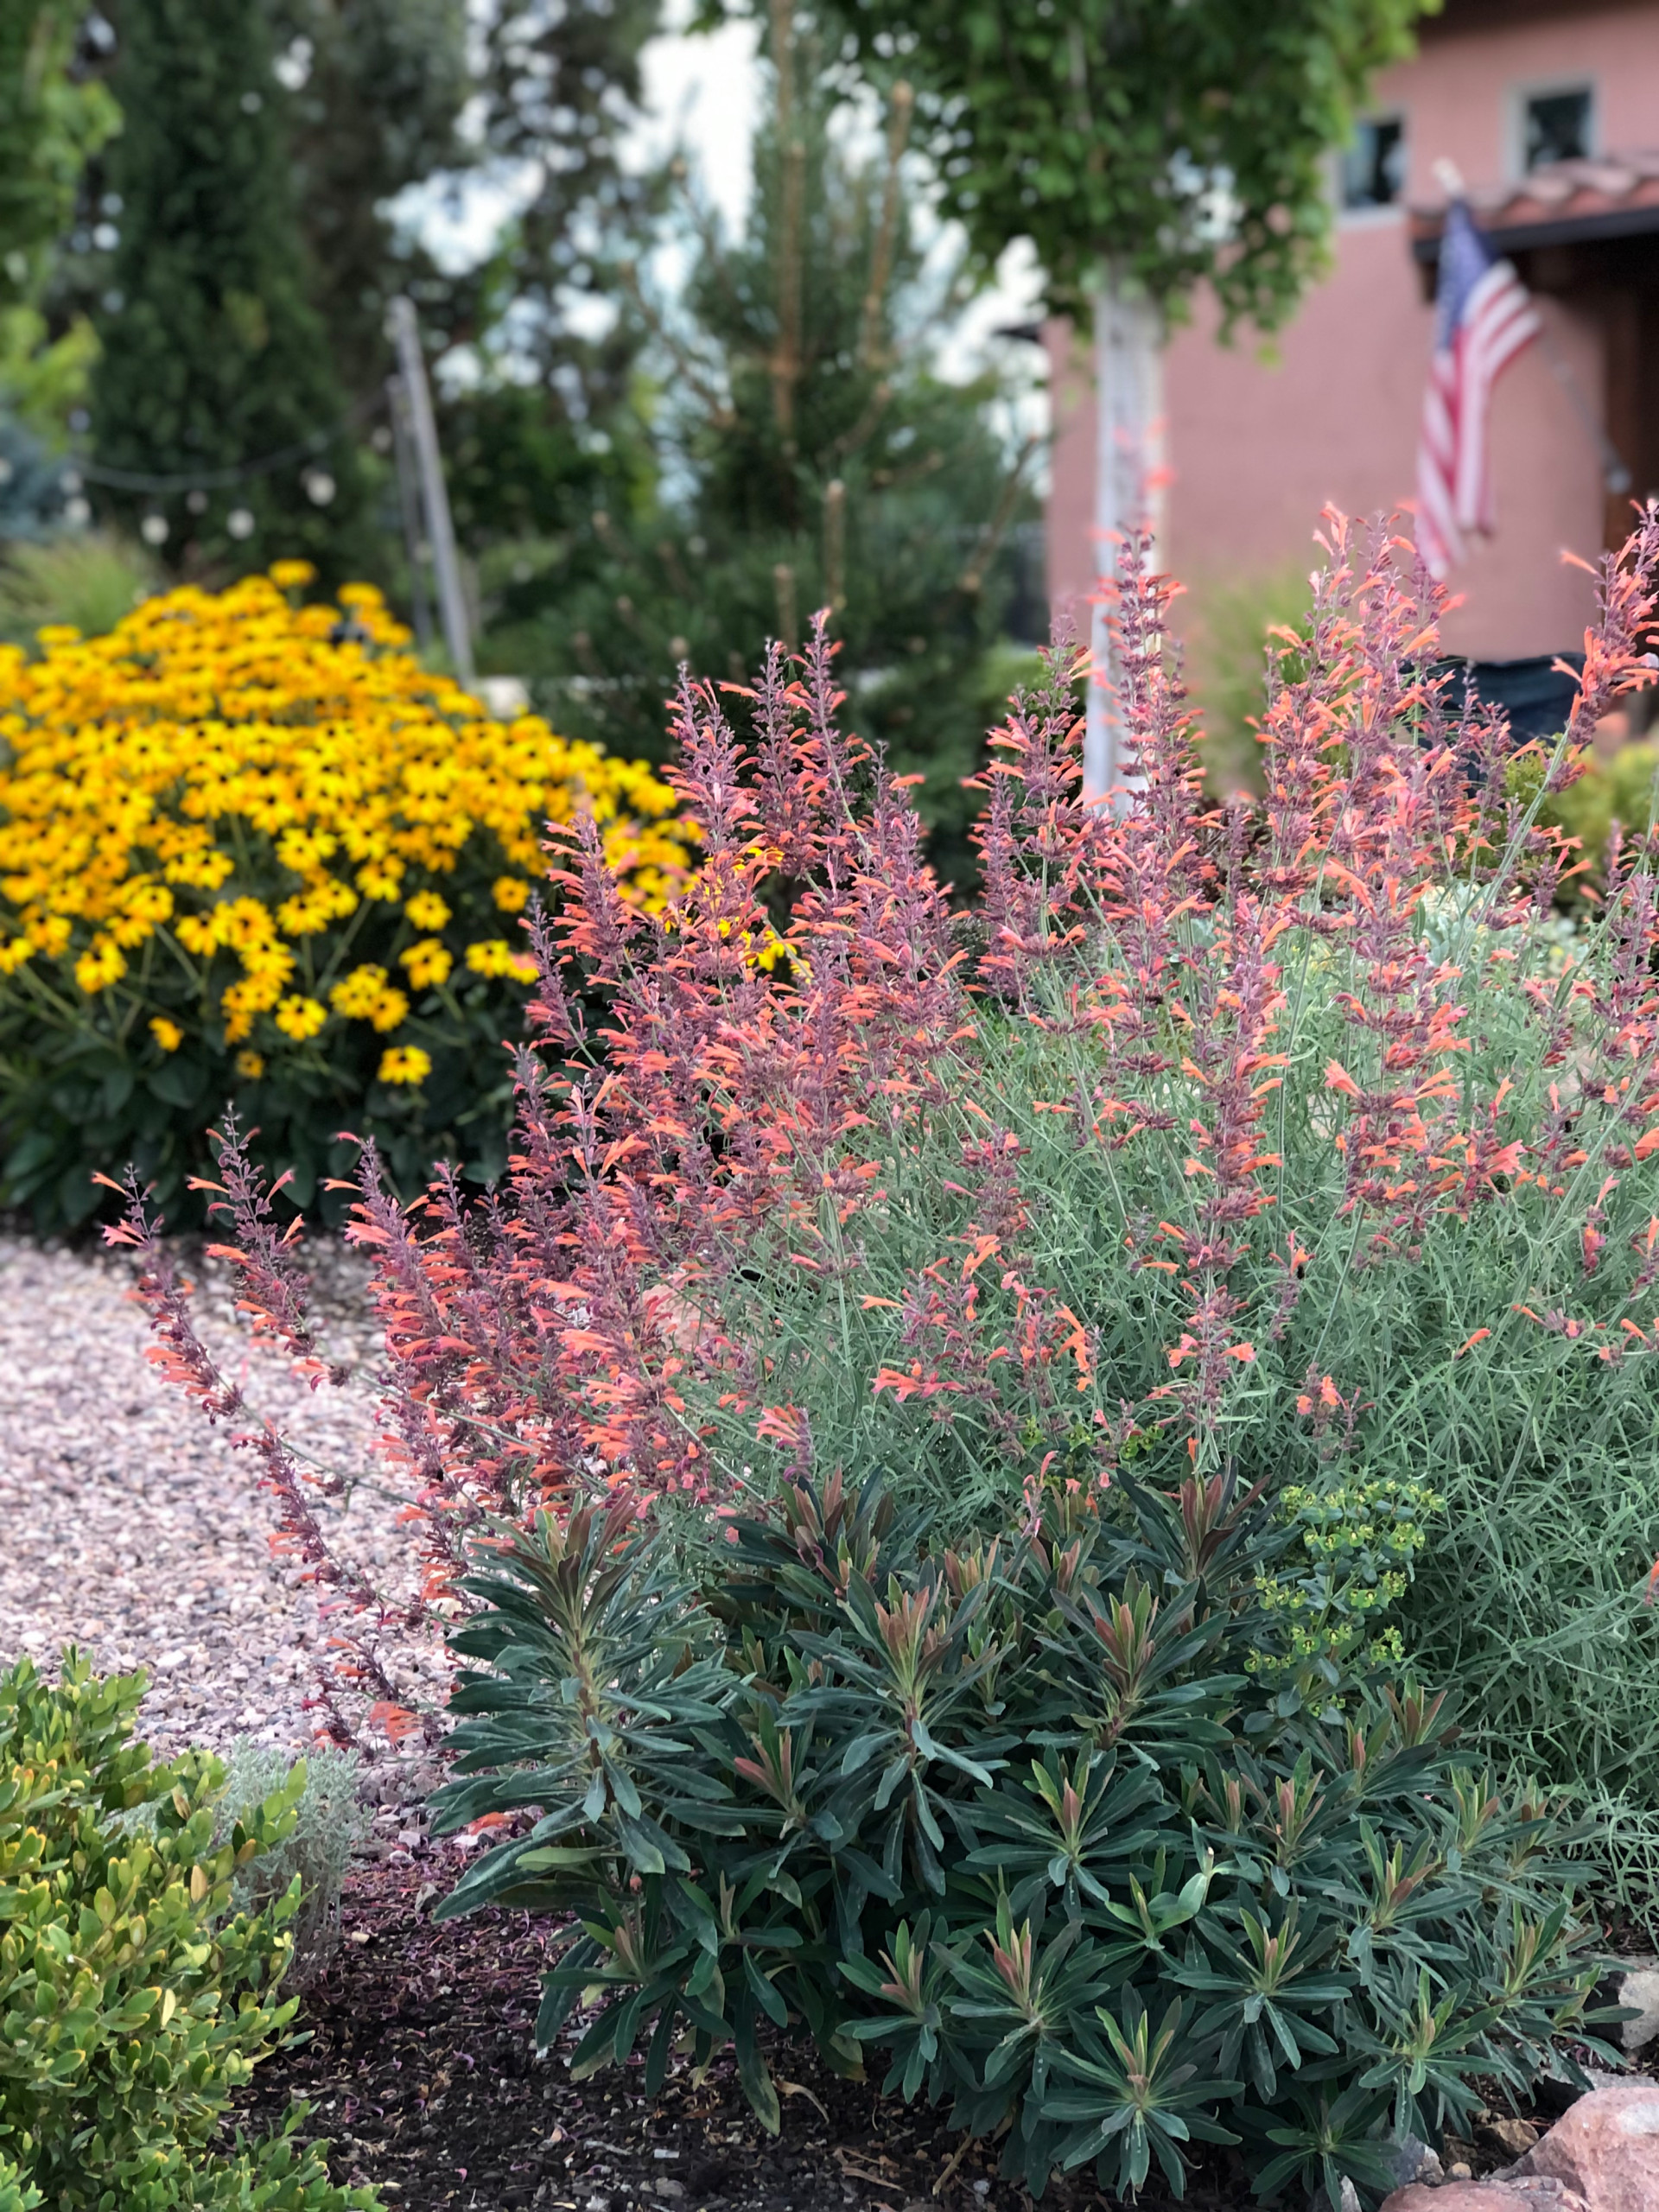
xmin=0 ymin=561 xmax=697 ymax=1227
xmin=466 ymin=938 xmax=537 ymax=982
xmin=74 ymin=939 xmax=126 ymax=993
xmin=378 ymin=1044 xmax=431 ymax=1085
xmin=404 ymin=889 xmax=452 ymax=931
xmin=273 ymin=995 xmax=327 ymax=1040
xmin=398 ymin=938 xmax=453 ymax=990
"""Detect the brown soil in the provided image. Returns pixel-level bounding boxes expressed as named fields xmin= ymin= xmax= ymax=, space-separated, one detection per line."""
xmin=236 ymin=1853 xmax=1257 ymax=2212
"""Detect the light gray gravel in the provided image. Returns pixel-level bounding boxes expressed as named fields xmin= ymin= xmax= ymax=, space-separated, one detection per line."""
xmin=0 ymin=1230 xmax=451 ymax=1761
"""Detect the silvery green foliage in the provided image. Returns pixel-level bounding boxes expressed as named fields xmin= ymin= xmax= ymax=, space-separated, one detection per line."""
xmin=216 ymin=1739 xmax=368 ymax=1986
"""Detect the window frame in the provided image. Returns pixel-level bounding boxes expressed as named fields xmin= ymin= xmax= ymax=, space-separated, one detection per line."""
xmin=1510 ymin=77 xmax=1598 ymax=178
xmin=1336 ymin=110 xmax=1408 ymax=226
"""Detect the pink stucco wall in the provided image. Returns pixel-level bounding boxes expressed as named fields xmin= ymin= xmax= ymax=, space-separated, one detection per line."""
xmin=1046 ymin=2 xmax=1659 ymax=661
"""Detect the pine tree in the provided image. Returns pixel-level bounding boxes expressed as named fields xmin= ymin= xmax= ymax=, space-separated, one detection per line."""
xmin=479 ymin=0 xmax=1039 ymax=887
xmin=89 ymin=0 xmax=371 ymax=577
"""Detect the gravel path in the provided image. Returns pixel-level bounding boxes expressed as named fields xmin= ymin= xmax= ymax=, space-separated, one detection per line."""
xmin=0 ymin=1230 xmax=448 ymax=1760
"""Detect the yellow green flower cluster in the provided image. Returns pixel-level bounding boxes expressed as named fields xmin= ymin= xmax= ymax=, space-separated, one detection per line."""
xmin=0 ymin=560 xmax=696 ymax=1230
xmin=1249 ymin=1471 xmax=1440 ymax=1693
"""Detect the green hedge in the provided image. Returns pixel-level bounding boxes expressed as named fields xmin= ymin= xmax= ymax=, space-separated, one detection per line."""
xmin=0 ymin=1651 xmax=377 ymax=2211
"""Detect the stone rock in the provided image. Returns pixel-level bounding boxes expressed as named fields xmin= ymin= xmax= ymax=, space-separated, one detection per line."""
xmin=1380 ymin=2182 xmax=1589 ymax=2212
xmin=1617 ymin=1967 xmax=1659 ymax=2056
xmin=1480 ymin=2115 xmax=1543 ymax=2160
xmin=1510 ymin=2081 xmax=1659 ymax=2212
xmin=1308 ymin=2181 xmax=1361 ymax=2212
xmin=1384 ymin=2134 xmax=1445 ymax=2189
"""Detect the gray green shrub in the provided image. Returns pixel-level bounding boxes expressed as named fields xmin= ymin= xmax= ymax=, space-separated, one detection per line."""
xmin=213 ymin=1741 xmax=368 ymax=1988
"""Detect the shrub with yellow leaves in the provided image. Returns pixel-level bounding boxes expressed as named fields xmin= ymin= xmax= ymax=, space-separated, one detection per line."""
xmin=0 ymin=562 xmax=694 ymax=1229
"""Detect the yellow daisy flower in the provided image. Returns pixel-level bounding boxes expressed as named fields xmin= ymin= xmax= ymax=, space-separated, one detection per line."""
xmin=378 ymin=1044 xmax=432 ymax=1085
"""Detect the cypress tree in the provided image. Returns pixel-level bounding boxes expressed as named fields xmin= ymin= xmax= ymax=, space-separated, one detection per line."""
xmin=90 ymin=0 xmax=370 ymax=577
xmin=270 ymin=0 xmax=468 ymax=403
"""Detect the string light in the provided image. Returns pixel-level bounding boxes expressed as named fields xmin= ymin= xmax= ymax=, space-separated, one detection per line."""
xmin=75 ymin=388 xmax=381 ymax=496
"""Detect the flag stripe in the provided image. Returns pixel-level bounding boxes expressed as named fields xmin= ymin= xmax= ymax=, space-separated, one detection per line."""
xmin=1416 ymin=202 xmax=1539 ymax=578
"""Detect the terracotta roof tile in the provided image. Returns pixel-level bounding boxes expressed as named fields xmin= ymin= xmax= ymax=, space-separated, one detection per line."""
xmin=1409 ymin=153 xmax=1659 ymax=256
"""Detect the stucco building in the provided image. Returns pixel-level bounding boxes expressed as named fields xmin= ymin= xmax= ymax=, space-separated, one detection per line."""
xmin=1046 ymin=0 xmax=1659 ymax=671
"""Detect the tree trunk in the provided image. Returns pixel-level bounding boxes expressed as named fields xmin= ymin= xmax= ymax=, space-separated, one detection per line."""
xmin=1084 ymin=269 xmax=1163 ymax=804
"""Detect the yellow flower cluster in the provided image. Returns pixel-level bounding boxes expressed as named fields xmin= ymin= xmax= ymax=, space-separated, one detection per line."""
xmin=0 ymin=564 xmax=694 ymax=1077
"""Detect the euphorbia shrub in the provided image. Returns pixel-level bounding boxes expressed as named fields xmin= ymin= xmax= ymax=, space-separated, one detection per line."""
xmin=429 ymin=1471 xmax=1611 ymax=2203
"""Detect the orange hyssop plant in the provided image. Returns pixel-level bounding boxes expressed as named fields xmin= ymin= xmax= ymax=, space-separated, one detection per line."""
xmin=115 ymin=512 xmax=1659 ymax=1827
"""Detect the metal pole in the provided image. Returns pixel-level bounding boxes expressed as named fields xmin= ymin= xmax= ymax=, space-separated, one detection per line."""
xmin=385 ymin=373 xmax=434 ymax=653
xmin=388 ymin=295 xmax=474 ymax=689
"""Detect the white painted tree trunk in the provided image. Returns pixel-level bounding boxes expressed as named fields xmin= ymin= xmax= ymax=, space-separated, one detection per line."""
xmin=1084 ymin=271 xmax=1164 ymax=806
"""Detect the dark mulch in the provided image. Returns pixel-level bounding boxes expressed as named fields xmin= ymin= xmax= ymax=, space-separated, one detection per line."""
xmin=240 ymin=1841 xmax=1647 ymax=2212
xmin=235 ymin=1851 xmax=1257 ymax=2212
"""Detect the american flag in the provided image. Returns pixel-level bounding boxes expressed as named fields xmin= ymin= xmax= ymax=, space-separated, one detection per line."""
xmin=1415 ymin=198 xmax=1541 ymax=578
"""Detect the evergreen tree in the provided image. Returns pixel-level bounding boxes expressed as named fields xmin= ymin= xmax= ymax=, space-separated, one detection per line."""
xmin=481 ymin=2 xmax=1039 ymax=887
xmin=268 ymin=0 xmax=468 ymax=401
xmin=89 ymin=0 xmax=372 ymax=577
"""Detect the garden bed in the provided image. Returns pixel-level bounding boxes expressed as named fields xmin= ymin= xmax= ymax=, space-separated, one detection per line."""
xmin=237 ymin=1844 xmax=1259 ymax=2212
xmin=11 ymin=528 xmax=1659 ymax=2212
xmin=240 ymin=1843 xmax=1649 ymax=2212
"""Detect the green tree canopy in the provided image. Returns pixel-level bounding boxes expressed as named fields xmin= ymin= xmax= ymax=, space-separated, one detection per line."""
xmin=823 ymin=0 xmax=1435 ymax=328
